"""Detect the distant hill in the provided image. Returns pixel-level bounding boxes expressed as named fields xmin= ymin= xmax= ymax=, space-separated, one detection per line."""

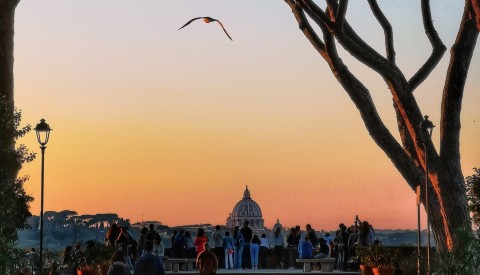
xmin=18 ymin=210 xmax=132 ymax=251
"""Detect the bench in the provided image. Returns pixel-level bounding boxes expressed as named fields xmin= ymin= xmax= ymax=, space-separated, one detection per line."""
xmin=296 ymin=258 xmax=336 ymax=272
xmin=186 ymin=258 xmax=196 ymax=271
xmin=164 ymin=258 xmax=188 ymax=272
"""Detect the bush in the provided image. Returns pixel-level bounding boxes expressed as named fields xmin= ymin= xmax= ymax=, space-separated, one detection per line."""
xmin=432 ymin=227 xmax=480 ymax=275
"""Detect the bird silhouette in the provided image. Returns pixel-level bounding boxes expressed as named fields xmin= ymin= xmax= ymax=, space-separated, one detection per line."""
xmin=178 ymin=17 xmax=233 ymax=41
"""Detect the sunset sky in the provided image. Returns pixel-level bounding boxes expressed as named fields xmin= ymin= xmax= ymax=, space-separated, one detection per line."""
xmin=14 ymin=1 xmax=479 ymax=231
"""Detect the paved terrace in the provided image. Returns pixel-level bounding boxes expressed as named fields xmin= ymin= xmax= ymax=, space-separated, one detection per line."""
xmin=165 ymin=270 xmax=361 ymax=274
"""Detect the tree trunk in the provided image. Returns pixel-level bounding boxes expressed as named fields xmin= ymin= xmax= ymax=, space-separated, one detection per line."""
xmin=427 ymin=161 xmax=469 ymax=250
xmin=0 ymin=0 xmax=20 ymax=241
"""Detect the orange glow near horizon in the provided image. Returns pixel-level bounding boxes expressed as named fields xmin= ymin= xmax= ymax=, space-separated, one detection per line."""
xmin=13 ymin=1 xmax=479 ymax=231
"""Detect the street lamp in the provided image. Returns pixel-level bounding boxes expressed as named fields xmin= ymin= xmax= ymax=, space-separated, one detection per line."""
xmin=419 ymin=115 xmax=434 ymax=275
xmin=34 ymin=119 xmax=52 ymax=273
xmin=416 ymin=184 xmax=421 ymax=275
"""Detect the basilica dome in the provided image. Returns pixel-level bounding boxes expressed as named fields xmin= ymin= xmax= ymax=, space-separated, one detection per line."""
xmin=226 ymin=186 xmax=264 ymax=230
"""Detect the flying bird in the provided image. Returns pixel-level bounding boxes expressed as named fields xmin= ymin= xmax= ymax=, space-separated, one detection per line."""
xmin=178 ymin=17 xmax=233 ymax=41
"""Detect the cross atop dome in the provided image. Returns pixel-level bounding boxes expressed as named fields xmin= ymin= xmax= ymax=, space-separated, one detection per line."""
xmin=243 ymin=185 xmax=251 ymax=199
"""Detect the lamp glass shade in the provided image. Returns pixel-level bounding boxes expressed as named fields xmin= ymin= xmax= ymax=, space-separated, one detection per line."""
xmin=34 ymin=119 xmax=52 ymax=146
xmin=419 ymin=115 xmax=435 ymax=141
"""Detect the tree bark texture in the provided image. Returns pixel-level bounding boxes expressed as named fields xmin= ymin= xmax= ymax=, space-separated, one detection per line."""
xmin=285 ymin=0 xmax=478 ymax=251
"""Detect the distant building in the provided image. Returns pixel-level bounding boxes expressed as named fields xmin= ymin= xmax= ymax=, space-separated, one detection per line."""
xmin=273 ymin=218 xmax=283 ymax=230
xmin=226 ymin=186 xmax=265 ymax=230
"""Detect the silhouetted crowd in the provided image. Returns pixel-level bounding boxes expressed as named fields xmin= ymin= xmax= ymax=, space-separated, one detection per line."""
xmin=47 ymin=217 xmax=376 ymax=274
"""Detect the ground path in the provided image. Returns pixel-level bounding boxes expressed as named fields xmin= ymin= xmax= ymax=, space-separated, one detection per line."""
xmin=165 ymin=269 xmax=361 ymax=274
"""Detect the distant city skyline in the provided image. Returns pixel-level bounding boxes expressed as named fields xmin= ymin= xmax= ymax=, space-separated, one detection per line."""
xmin=14 ymin=1 xmax=479 ymax=230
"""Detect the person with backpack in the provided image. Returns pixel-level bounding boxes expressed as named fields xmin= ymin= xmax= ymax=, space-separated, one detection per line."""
xmin=134 ymin=240 xmax=165 ymax=275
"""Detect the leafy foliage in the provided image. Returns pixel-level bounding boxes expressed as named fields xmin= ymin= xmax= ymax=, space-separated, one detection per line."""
xmin=466 ymin=168 xmax=480 ymax=229
xmin=0 ymin=108 xmax=35 ymax=242
xmin=433 ymin=227 xmax=480 ymax=275
xmin=0 ymin=104 xmax=36 ymax=273
xmin=71 ymin=241 xmax=118 ymax=271
xmin=0 ymin=239 xmax=28 ymax=273
xmin=356 ymin=245 xmax=400 ymax=268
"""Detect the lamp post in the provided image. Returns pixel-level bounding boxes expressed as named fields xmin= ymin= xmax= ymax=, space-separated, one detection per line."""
xmin=416 ymin=185 xmax=421 ymax=275
xmin=34 ymin=119 xmax=52 ymax=273
xmin=419 ymin=115 xmax=434 ymax=275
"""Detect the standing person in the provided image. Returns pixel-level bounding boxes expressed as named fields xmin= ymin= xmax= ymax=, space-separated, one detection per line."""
xmin=185 ymin=231 xmax=196 ymax=259
xmin=369 ymin=223 xmax=375 ymax=244
xmin=116 ymin=226 xmax=133 ymax=270
xmin=298 ymin=236 xmax=313 ymax=259
xmin=306 ymin=224 xmax=319 ymax=248
xmin=273 ymin=226 xmax=285 ymax=268
xmin=287 ymin=227 xmax=299 ymax=268
xmin=240 ymin=221 xmax=253 ymax=269
xmin=170 ymin=230 xmax=177 ymax=258
xmin=173 ymin=229 xmax=186 ymax=259
xmin=147 ymin=223 xmax=157 ymax=241
xmin=358 ymin=221 xmax=371 ymax=246
xmin=233 ymin=226 xmax=244 ymax=269
xmin=348 ymin=226 xmax=359 ymax=258
xmin=147 ymin=224 xmax=162 ymax=256
xmin=250 ymin=234 xmax=261 ymax=270
xmin=259 ymin=233 xmax=270 ymax=269
xmin=337 ymin=223 xmax=349 ymax=271
xmin=134 ymin=240 xmax=166 ymax=275
xmin=223 ymin=231 xmax=234 ymax=269
xmin=125 ymin=227 xmax=139 ymax=267
xmin=196 ymin=243 xmax=218 ymax=275
xmin=138 ymin=227 xmax=148 ymax=257
xmin=212 ymin=225 xmax=224 ymax=268
xmin=106 ymin=224 xmax=120 ymax=246
xmin=107 ymin=249 xmax=131 ymax=275
xmin=153 ymin=236 xmax=165 ymax=261
xmin=194 ymin=228 xmax=208 ymax=255
xmin=295 ymin=225 xmax=302 ymax=242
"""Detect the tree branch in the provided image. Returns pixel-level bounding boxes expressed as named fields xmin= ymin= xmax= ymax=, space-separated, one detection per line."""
xmin=472 ymin=0 xmax=480 ymax=30
xmin=408 ymin=0 xmax=447 ymax=92
xmin=323 ymin=31 xmax=424 ymax=191
xmin=300 ymin=0 xmax=335 ymax=30
xmin=315 ymin=0 xmax=405 ymax=87
xmin=335 ymin=0 xmax=348 ymax=31
xmin=295 ymin=1 xmax=426 ymax=166
xmin=285 ymin=0 xmax=326 ymax=56
xmin=367 ymin=0 xmax=396 ymax=63
xmin=286 ymin=1 xmax=424 ymax=190
xmin=440 ymin=3 xmax=479 ymax=169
